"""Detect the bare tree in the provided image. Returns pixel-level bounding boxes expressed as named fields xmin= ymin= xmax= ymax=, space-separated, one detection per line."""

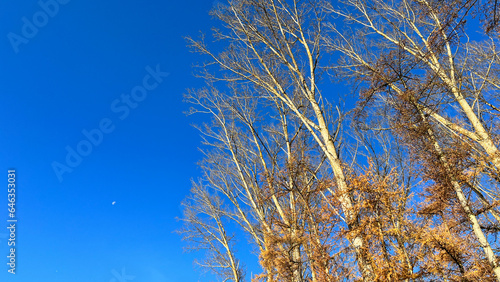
xmin=179 ymin=181 xmax=244 ymax=281
xmin=183 ymin=80 xmax=351 ymax=281
xmin=186 ymin=1 xmax=378 ymax=279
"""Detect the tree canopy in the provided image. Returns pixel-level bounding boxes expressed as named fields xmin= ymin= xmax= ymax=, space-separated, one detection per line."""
xmin=179 ymin=1 xmax=500 ymax=281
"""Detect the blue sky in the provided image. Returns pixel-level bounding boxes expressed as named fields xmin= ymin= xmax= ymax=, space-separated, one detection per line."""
xmin=0 ymin=0 xmax=230 ymax=281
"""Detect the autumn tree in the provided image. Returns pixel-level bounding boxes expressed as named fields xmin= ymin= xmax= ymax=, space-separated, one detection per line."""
xmin=182 ymin=83 xmax=347 ymax=281
xmin=179 ymin=0 xmax=500 ymax=281
xmin=328 ymin=0 xmax=500 ymax=279
xmin=185 ymin=0 xmax=381 ymax=279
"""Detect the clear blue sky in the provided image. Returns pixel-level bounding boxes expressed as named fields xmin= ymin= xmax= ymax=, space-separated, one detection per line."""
xmin=0 ymin=0 xmax=225 ymax=281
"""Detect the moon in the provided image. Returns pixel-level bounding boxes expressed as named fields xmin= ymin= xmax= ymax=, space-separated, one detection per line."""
xmin=112 ymin=201 xmax=116 ymax=205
